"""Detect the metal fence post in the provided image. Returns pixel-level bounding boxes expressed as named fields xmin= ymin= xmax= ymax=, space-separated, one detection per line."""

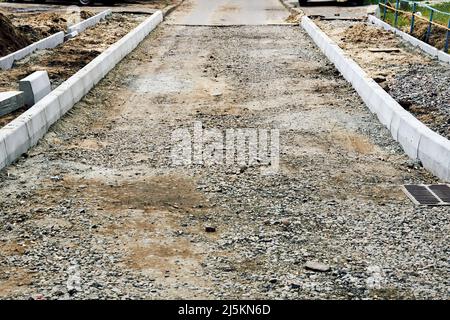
xmin=425 ymin=10 xmax=434 ymax=43
xmin=383 ymin=0 xmax=388 ymax=20
xmin=410 ymin=2 xmax=417 ymax=34
xmin=394 ymin=0 xmax=400 ymax=27
xmin=445 ymin=19 xmax=450 ymax=53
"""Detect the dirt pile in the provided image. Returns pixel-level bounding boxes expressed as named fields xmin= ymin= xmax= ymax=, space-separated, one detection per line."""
xmin=285 ymin=11 xmax=303 ymax=24
xmin=342 ymin=22 xmax=395 ymax=44
xmin=0 ymin=12 xmax=31 ymax=57
xmin=12 ymin=11 xmax=94 ymax=43
xmin=404 ymin=19 xmax=447 ymax=50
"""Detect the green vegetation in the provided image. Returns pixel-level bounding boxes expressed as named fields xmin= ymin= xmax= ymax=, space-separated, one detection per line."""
xmin=377 ymin=1 xmax=449 ymax=51
xmin=418 ymin=2 xmax=450 ymax=25
xmin=365 ymin=0 xmax=384 ymax=4
xmin=382 ymin=10 xmax=411 ymax=27
xmin=379 ymin=1 xmax=450 ymax=26
xmin=431 ymin=2 xmax=450 ymax=15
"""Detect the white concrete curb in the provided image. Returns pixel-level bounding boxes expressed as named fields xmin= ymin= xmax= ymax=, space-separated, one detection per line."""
xmin=67 ymin=9 xmax=112 ymax=34
xmin=0 ymin=32 xmax=65 ymax=70
xmin=0 ymin=10 xmax=163 ymax=171
xmin=301 ymin=16 xmax=450 ymax=182
xmin=368 ymin=15 xmax=450 ymax=65
xmin=19 ymin=71 xmax=51 ymax=107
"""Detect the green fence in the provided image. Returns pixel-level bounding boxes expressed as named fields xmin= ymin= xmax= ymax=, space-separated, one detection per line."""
xmin=378 ymin=0 xmax=450 ymax=52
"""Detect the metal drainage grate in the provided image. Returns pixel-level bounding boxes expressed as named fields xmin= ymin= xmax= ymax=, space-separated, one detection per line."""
xmin=403 ymin=184 xmax=450 ymax=206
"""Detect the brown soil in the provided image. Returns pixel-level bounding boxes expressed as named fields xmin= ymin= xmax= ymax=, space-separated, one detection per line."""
xmin=51 ymin=174 xmax=209 ymax=212
xmin=8 ymin=10 xmax=94 ymax=43
xmin=343 ymin=20 xmax=446 ymax=52
xmin=285 ymin=11 xmax=303 ymax=24
xmin=342 ymin=22 xmax=395 ymax=44
xmin=406 ymin=19 xmax=447 ymax=50
xmin=0 ymin=107 xmax=27 ymax=128
xmin=318 ymin=20 xmax=432 ymax=72
xmin=0 ymin=13 xmax=147 ymax=126
xmin=0 ymin=268 xmax=33 ymax=298
xmin=0 ymin=10 xmax=96 ymax=57
xmin=0 ymin=12 xmax=31 ymax=57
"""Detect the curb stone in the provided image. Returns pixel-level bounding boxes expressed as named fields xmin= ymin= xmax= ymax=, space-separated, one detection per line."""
xmin=0 ymin=32 xmax=65 ymax=70
xmin=67 ymin=9 xmax=112 ymax=34
xmin=0 ymin=11 xmax=164 ymax=171
xmin=301 ymin=16 xmax=450 ymax=182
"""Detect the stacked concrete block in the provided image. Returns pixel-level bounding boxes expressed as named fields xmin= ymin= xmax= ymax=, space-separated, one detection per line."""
xmin=0 ymin=91 xmax=25 ymax=116
xmin=301 ymin=16 xmax=450 ymax=182
xmin=19 ymin=71 xmax=51 ymax=107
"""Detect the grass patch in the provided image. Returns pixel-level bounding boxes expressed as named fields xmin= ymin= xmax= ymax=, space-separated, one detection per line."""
xmin=365 ymin=0 xmax=384 ymax=4
xmin=431 ymin=2 xmax=450 ymax=21
xmin=377 ymin=1 xmax=449 ymax=50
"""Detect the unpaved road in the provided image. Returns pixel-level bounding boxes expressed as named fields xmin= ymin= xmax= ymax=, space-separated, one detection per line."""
xmin=166 ymin=0 xmax=289 ymax=25
xmin=0 ymin=0 xmax=448 ymax=300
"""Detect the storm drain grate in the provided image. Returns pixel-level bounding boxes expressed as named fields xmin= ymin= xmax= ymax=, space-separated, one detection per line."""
xmin=403 ymin=184 xmax=450 ymax=205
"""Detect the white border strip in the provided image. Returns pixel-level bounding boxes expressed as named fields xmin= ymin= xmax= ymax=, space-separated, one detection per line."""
xmin=0 ymin=10 xmax=163 ymax=170
xmin=368 ymin=15 xmax=450 ymax=65
xmin=67 ymin=9 xmax=112 ymax=34
xmin=301 ymin=16 xmax=450 ymax=182
xmin=0 ymin=32 xmax=65 ymax=70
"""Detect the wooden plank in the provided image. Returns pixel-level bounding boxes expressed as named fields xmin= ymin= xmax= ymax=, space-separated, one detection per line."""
xmin=368 ymin=47 xmax=401 ymax=53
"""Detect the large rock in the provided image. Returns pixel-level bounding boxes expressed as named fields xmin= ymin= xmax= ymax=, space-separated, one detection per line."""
xmin=304 ymin=261 xmax=331 ymax=272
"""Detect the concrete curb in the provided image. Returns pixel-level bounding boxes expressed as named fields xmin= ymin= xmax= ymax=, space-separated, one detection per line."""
xmin=67 ymin=9 xmax=112 ymax=34
xmin=19 ymin=71 xmax=51 ymax=107
xmin=301 ymin=16 xmax=450 ymax=182
xmin=0 ymin=10 xmax=164 ymax=171
xmin=0 ymin=32 xmax=64 ymax=70
xmin=368 ymin=15 xmax=450 ymax=65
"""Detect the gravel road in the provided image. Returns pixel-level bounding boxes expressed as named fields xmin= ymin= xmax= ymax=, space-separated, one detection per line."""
xmin=0 ymin=0 xmax=448 ymax=300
